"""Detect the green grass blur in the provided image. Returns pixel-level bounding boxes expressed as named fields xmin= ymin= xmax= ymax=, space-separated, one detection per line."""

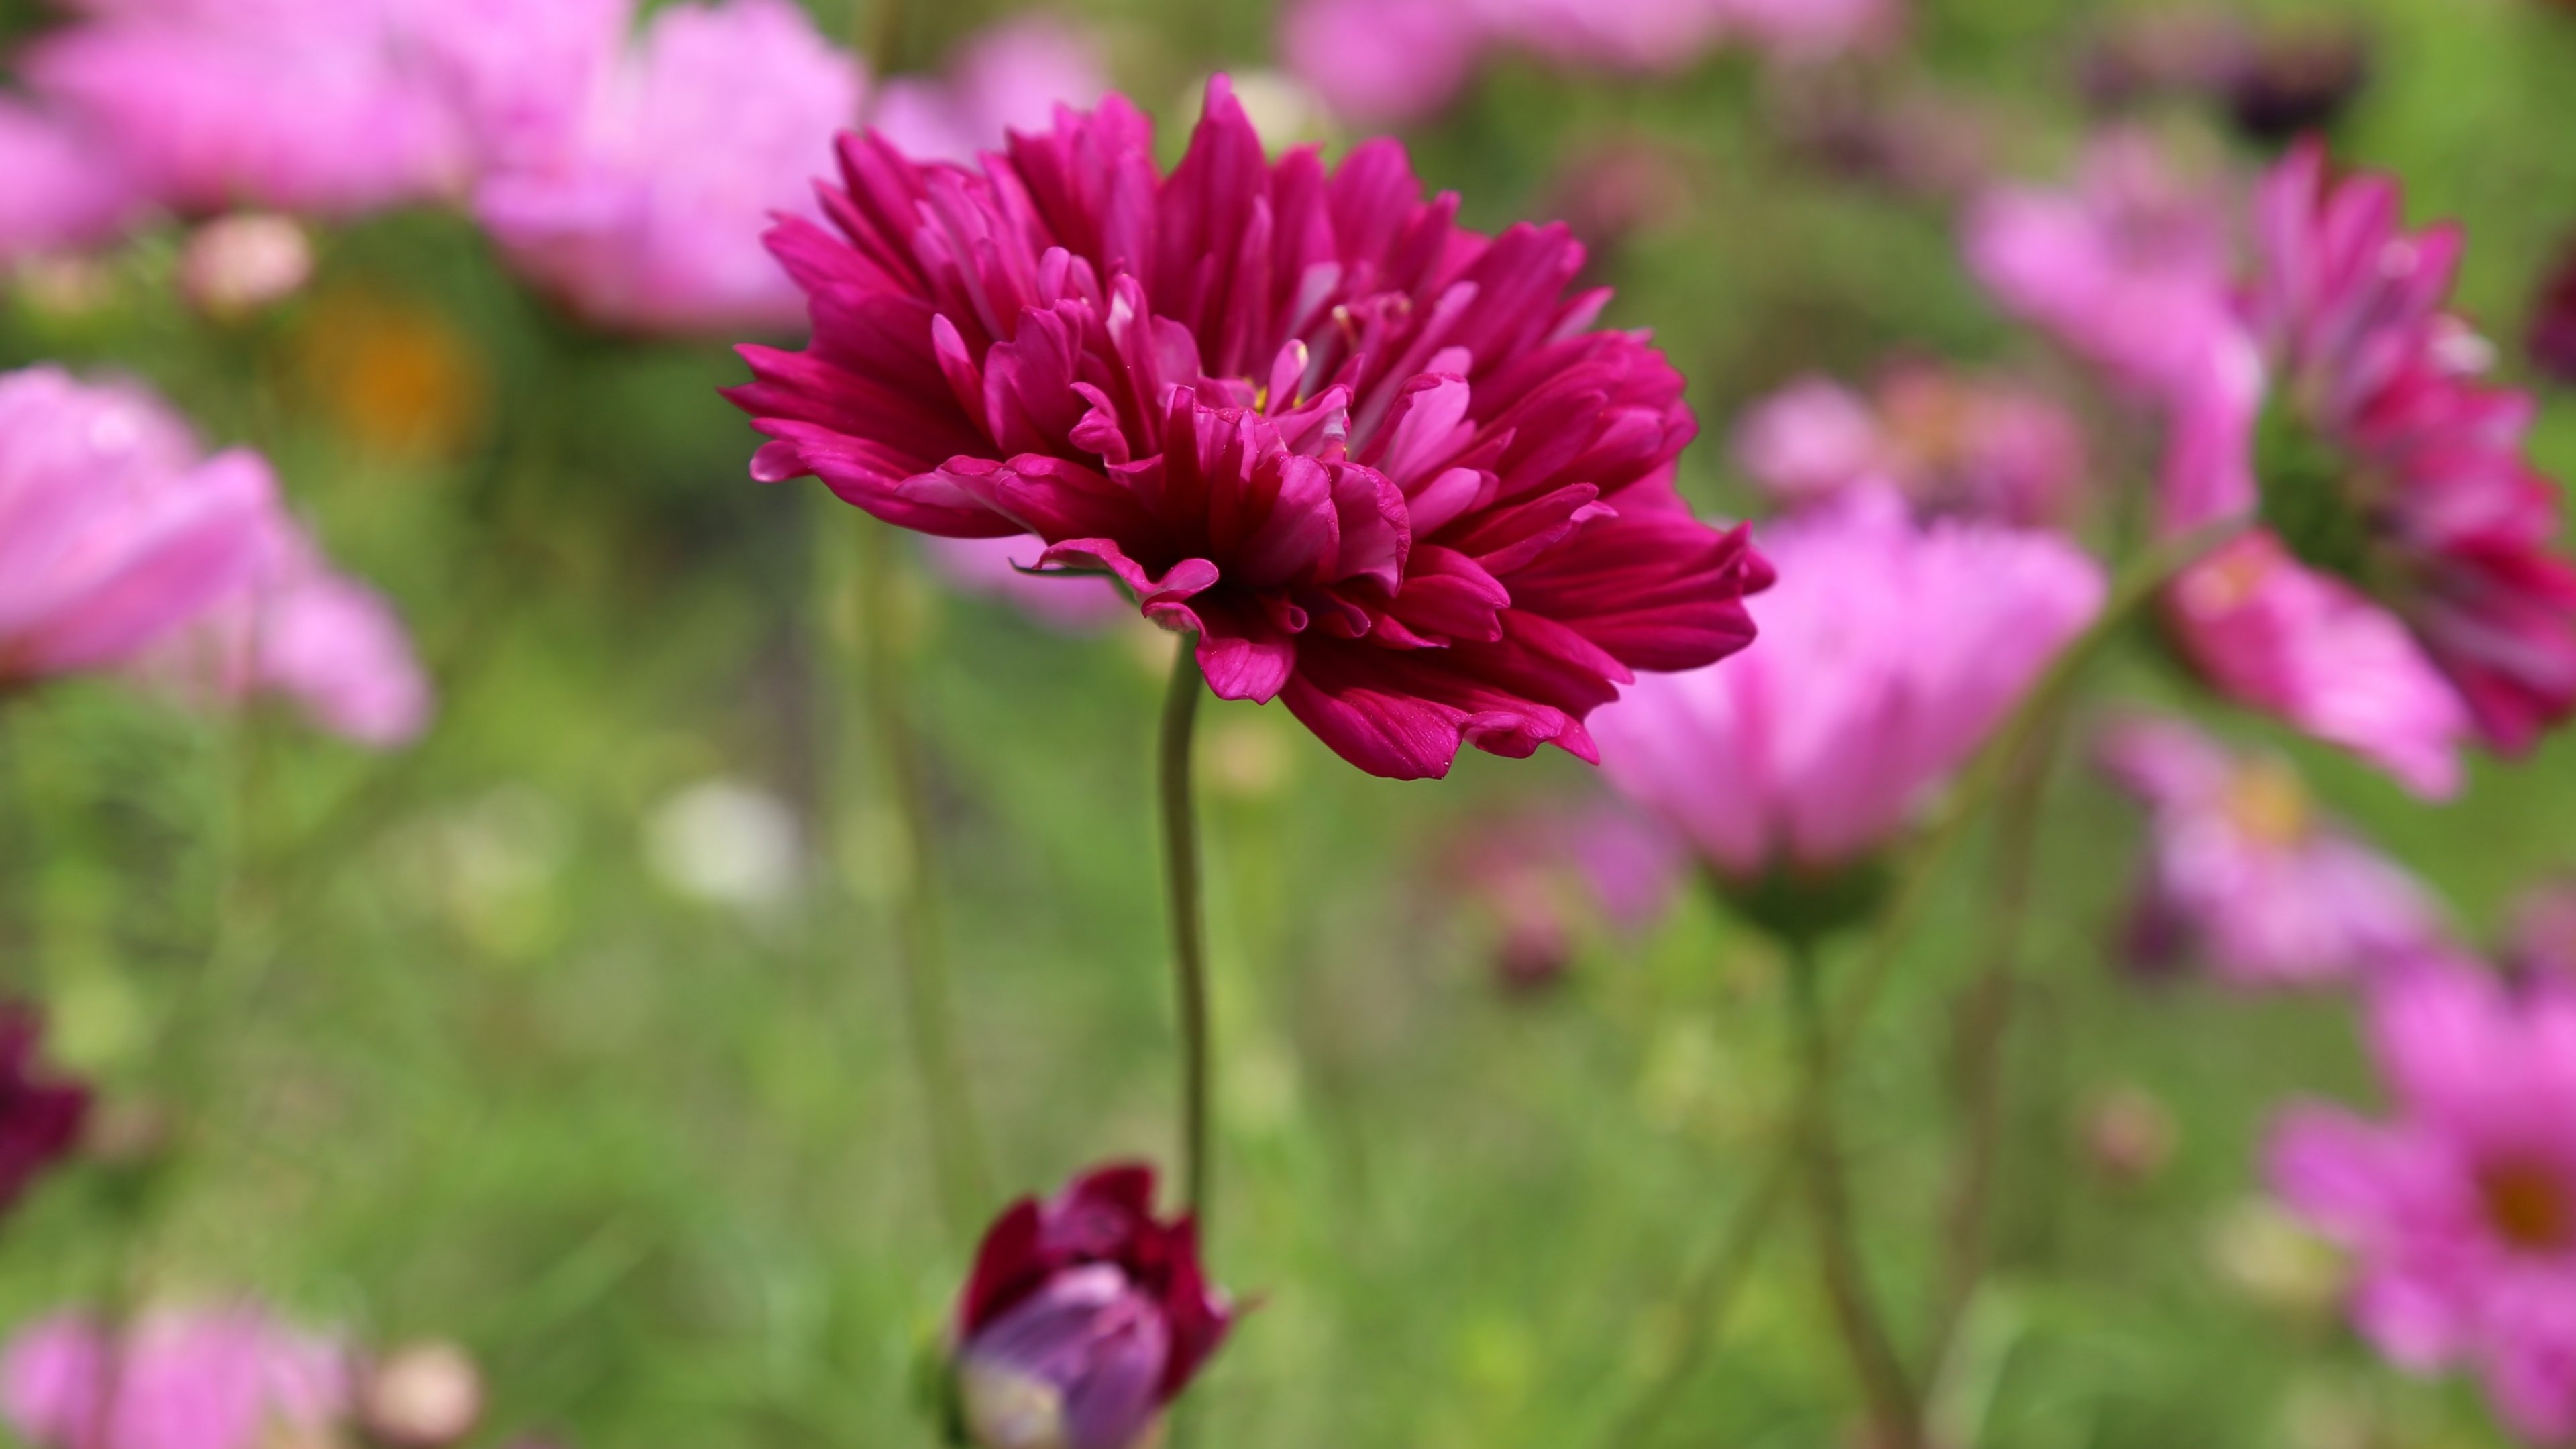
xmin=2 ymin=0 xmax=2575 ymax=1445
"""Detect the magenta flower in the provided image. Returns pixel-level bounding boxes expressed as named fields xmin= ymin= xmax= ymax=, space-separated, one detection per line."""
xmin=731 ymin=78 xmax=1770 ymax=780
xmin=25 ymin=0 xmax=469 ymax=217
xmin=142 ymin=514 xmax=432 ymax=747
xmin=474 ymin=0 xmax=862 ymax=334
xmin=2536 ymin=236 xmax=2576 ymax=386
xmin=1591 ymin=492 xmax=2102 ymax=883
xmin=0 ymin=1006 xmax=88 ymax=1218
xmin=2224 ymin=142 xmax=2576 ymax=757
xmin=951 ymin=1164 xmax=1230 ymax=1449
xmin=0 ymin=101 xmax=142 ymax=264
xmin=0 ymin=367 xmax=278 ymax=690
xmin=921 ymin=536 xmax=1129 ymax=633
xmin=869 ymin=16 xmax=1108 ymax=166
xmin=2270 ymin=961 xmax=2576 ymax=1442
xmin=2098 ymin=714 xmax=2444 ymax=985
xmin=1733 ymin=365 xmax=2088 ymax=527
xmin=2 ymin=1305 xmax=351 ymax=1449
xmin=1964 ymin=130 xmax=2239 ymax=398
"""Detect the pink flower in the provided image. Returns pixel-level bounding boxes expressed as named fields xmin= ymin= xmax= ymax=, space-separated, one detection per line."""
xmin=2225 ymin=142 xmax=2576 ymax=757
xmin=2 ymin=1306 xmax=351 ymax=1449
xmin=1279 ymin=0 xmax=1488 ymax=125
xmin=922 ymin=535 xmax=1130 ymax=633
xmin=951 ymin=1164 xmax=1230 ymax=1449
xmin=870 ymin=16 xmax=1108 ymax=166
xmin=1964 ymin=130 xmax=2240 ymax=398
xmin=1733 ymin=365 xmax=2088 ymax=527
xmin=0 ymin=101 xmax=142 ymax=262
xmin=473 ymin=0 xmax=863 ymax=334
xmin=1591 ymin=492 xmax=2102 ymax=881
xmin=0 ymin=1006 xmax=87 ymax=1218
xmin=2269 ymin=961 xmax=2576 ymax=1442
xmin=25 ymin=0 xmax=470 ymax=217
xmin=144 ymin=515 xmax=433 ymax=747
xmin=730 ymin=78 xmax=1771 ymax=780
xmin=0 ymin=367 xmax=278 ymax=689
xmin=2098 ymin=714 xmax=2444 ymax=985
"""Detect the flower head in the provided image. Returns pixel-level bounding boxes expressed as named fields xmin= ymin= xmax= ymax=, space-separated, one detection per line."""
xmin=0 ymin=1006 xmax=87 ymax=1217
xmin=1 ymin=1305 xmax=351 ymax=1449
xmin=951 ymin=1163 xmax=1230 ymax=1449
xmin=2270 ymin=961 xmax=2576 ymax=1442
xmin=1733 ymin=365 xmax=2087 ymax=527
xmin=1592 ymin=492 xmax=2101 ymax=892
xmin=2098 ymin=714 xmax=2443 ymax=985
xmin=474 ymin=0 xmax=862 ymax=333
xmin=0 ymin=367 xmax=278 ymax=690
xmin=731 ymin=78 xmax=1770 ymax=779
xmin=25 ymin=0 xmax=469 ymax=217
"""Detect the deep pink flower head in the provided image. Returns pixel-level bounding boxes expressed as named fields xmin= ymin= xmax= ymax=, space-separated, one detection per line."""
xmin=2270 ymin=961 xmax=2576 ymax=1442
xmin=950 ymin=1163 xmax=1230 ymax=1449
xmin=731 ymin=78 xmax=1770 ymax=780
xmin=1965 ymin=130 xmax=2239 ymax=397
xmin=144 ymin=514 xmax=432 ymax=747
xmin=2 ymin=1305 xmax=351 ymax=1449
xmin=871 ymin=17 xmax=1108 ymax=166
xmin=0 ymin=367 xmax=279 ymax=690
xmin=25 ymin=0 xmax=469 ymax=217
xmin=2098 ymin=714 xmax=2443 ymax=985
xmin=921 ymin=535 xmax=1129 ymax=633
xmin=0 ymin=102 xmax=142 ymax=262
xmin=0 ymin=1006 xmax=88 ymax=1218
xmin=1733 ymin=365 xmax=2088 ymax=527
xmin=474 ymin=0 xmax=863 ymax=334
xmin=2535 ymin=237 xmax=2576 ymax=386
xmin=1592 ymin=492 xmax=2102 ymax=882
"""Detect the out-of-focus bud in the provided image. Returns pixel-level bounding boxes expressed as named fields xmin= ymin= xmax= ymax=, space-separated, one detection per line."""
xmin=1764 ymin=70 xmax=1992 ymax=201
xmin=2220 ymin=25 xmax=2370 ymax=145
xmin=949 ymin=1165 xmax=1230 ymax=1449
xmin=1538 ymin=137 xmax=1694 ymax=280
xmin=2503 ymin=875 xmax=2576 ymax=983
xmin=2081 ymin=1086 xmax=2178 ymax=1187
xmin=0 ymin=1004 xmax=89 ymax=1218
xmin=180 ymin=213 xmax=313 ymax=319
xmin=358 ymin=1340 xmax=484 ymax=1449
xmin=1491 ymin=890 xmax=1574 ymax=996
xmin=79 ymin=1096 xmax=172 ymax=1170
xmin=2532 ymin=235 xmax=2576 ymax=387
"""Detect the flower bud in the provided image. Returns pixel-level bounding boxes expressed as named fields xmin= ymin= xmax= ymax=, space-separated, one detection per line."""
xmin=2082 ymin=1087 xmax=2178 ymax=1187
xmin=357 ymin=1340 xmax=484 ymax=1448
xmin=180 ymin=213 xmax=313 ymax=319
xmin=949 ymin=1165 xmax=1230 ymax=1449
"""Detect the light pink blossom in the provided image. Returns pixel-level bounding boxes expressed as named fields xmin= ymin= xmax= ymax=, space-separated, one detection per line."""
xmin=473 ymin=0 xmax=863 ymax=334
xmin=2099 ymin=714 xmax=2444 ymax=985
xmin=0 ymin=367 xmax=278 ymax=688
xmin=0 ymin=101 xmax=142 ymax=262
xmin=2271 ymin=962 xmax=2576 ymax=1442
xmin=921 ymin=535 xmax=1130 ymax=633
xmin=25 ymin=0 xmax=470 ymax=217
xmin=869 ymin=16 xmax=1108 ymax=166
xmin=1733 ymin=365 xmax=2087 ymax=527
xmin=2 ymin=1305 xmax=352 ymax=1449
xmin=1592 ymin=491 xmax=2103 ymax=879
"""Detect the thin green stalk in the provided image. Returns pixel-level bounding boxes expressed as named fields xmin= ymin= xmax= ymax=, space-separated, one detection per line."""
xmin=1157 ymin=634 xmax=1212 ymax=1220
xmin=1927 ymin=705 xmax=2064 ymax=1381
xmin=1787 ymin=938 xmax=1922 ymax=1449
xmin=857 ymin=519 xmax=991 ymax=1242
xmin=1590 ymin=513 xmax=2248 ymax=1444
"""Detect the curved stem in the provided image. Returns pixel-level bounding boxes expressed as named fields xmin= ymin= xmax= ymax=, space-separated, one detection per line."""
xmin=857 ymin=519 xmax=991 ymax=1242
xmin=1788 ymin=940 xmax=1921 ymax=1449
xmin=1158 ymin=635 xmax=1212 ymax=1220
xmin=1589 ymin=514 xmax=2247 ymax=1446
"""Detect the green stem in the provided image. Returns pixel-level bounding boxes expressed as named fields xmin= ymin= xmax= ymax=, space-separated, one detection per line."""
xmin=1157 ymin=634 xmax=1212 ymax=1220
xmin=1787 ymin=938 xmax=1921 ymax=1449
xmin=1927 ymin=704 xmax=2063 ymax=1383
xmin=857 ymin=519 xmax=991 ymax=1242
xmin=1589 ymin=513 xmax=2248 ymax=1445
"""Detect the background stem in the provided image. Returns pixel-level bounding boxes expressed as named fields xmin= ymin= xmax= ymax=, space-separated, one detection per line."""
xmin=857 ymin=519 xmax=991 ymax=1242
xmin=1788 ymin=939 xmax=1922 ymax=1449
xmin=1157 ymin=634 xmax=1212 ymax=1220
